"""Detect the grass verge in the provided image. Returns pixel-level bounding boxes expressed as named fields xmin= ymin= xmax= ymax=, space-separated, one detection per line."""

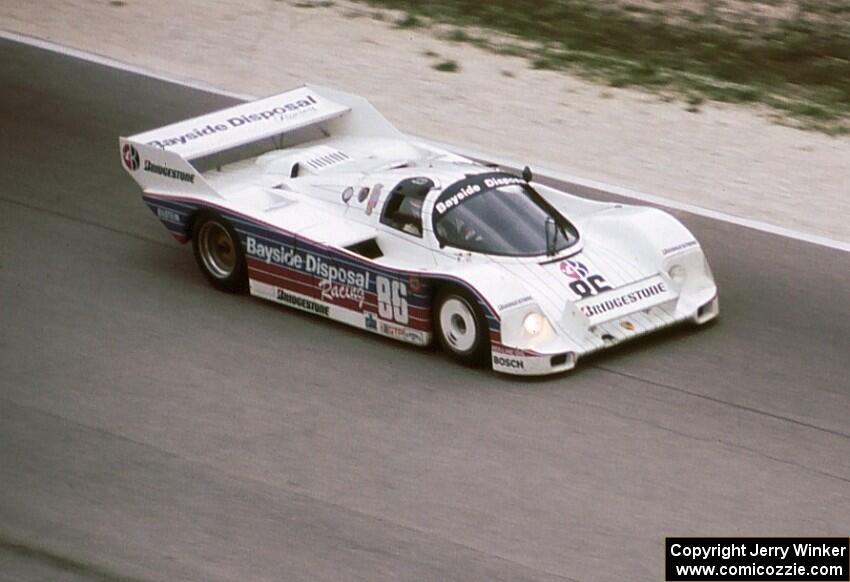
xmin=353 ymin=0 xmax=850 ymax=134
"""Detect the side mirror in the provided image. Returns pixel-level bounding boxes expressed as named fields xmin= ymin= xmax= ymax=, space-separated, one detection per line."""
xmin=522 ymin=166 xmax=533 ymax=182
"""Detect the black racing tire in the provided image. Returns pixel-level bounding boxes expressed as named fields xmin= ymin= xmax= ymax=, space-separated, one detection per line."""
xmin=434 ymin=285 xmax=490 ymax=367
xmin=191 ymin=211 xmax=247 ymax=293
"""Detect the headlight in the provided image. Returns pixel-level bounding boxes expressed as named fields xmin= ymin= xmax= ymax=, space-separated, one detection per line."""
xmin=523 ymin=311 xmax=545 ymax=336
xmin=668 ymin=264 xmax=686 ymax=286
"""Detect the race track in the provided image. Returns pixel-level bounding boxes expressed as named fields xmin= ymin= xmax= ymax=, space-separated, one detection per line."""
xmin=1 ymin=38 xmax=848 ymax=582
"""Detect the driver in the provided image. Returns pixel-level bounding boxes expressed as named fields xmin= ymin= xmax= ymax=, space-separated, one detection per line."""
xmin=400 ymin=196 xmax=424 ymax=236
xmin=457 ymin=218 xmax=480 ymax=242
xmin=435 ymin=213 xmax=482 ymax=244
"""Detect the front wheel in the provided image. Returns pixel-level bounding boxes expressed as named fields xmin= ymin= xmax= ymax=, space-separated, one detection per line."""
xmin=191 ymin=211 xmax=247 ymax=293
xmin=434 ymin=287 xmax=490 ymax=366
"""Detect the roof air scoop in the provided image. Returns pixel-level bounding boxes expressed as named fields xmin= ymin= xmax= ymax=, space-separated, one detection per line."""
xmin=302 ymin=146 xmax=351 ymax=173
xmin=256 ymin=145 xmax=352 ymax=177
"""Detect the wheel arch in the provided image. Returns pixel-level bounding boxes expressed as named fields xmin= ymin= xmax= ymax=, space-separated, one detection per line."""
xmin=427 ymin=276 xmax=496 ymax=319
xmin=190 ymin=208 xmax=249 ymax=293
xmin=185 ymin=206 xmax=218 ymax=244
xmin=424 ymin=274 xmax=501 ymax=349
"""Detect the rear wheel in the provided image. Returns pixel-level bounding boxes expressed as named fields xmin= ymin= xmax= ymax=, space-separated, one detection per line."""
xmin=434 ymin=286 xmax=490 ymax=366
xmin=191 ymin=211 xmax=247 ymax=293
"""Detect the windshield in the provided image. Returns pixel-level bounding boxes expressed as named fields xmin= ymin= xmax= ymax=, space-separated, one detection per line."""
xmin=432 ymin=173 xmax=578 ymax=256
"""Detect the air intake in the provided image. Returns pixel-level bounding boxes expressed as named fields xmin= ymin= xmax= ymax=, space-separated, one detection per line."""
xmin=303 ymin=146 xmax=351 ymax=172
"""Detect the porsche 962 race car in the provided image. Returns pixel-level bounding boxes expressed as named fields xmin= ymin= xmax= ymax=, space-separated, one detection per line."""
xmin=119 ymin=85 xmax=719 ymax=376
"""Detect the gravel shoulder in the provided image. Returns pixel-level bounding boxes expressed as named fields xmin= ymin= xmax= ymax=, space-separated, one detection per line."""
xmin=3 ymin=0 xmax=848 ymax=242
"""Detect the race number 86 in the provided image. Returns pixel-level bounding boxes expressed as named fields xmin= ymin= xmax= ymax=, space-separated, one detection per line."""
xmin=376 ymin=276 xmax=408 ymax=324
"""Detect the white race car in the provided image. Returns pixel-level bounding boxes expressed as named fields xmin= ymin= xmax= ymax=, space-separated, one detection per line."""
xmin=120 ymin=85 xmax=718 ymax=376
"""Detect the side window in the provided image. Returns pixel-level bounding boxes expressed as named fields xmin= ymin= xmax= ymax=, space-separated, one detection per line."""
xmin=381 ymin=193 xmax=423 ymax=237
xmin=380 ymin=177 xmax=433 ymax=238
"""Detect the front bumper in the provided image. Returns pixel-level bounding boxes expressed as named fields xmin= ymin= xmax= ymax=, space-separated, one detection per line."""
xmin=489 ymin=293 xmax=719 ymax=376
xmin=491 ymin=348 xmax=578 ymax=375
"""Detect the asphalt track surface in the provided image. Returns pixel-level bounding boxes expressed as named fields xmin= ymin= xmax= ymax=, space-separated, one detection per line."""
xmin=1 ymin=38 xmax=848 ymax=582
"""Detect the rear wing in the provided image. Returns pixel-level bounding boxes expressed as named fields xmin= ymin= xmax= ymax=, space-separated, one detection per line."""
xmin=119 ymin=85 xmax=358 ymax=196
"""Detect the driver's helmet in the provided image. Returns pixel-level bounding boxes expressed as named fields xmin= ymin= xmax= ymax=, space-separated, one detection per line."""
xmin=400 ymin=195 xmax=423 ymax=218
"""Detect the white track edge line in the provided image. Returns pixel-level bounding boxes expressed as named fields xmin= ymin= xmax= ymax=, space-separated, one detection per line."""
xmin=4 ymin=29 xmax=848 ymax=253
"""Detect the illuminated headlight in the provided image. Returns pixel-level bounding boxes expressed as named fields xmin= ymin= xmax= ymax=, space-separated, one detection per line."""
xmin=668 ymin=264 xmax=687 ymax=285
xmin=523 ymin=311 xmax=545 ymax=336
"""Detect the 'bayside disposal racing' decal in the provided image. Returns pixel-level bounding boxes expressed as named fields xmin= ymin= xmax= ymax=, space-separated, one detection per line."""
xmin=244 ymin=233 xmax=427 ymax=329
xmin=145 ymin=95 xmax=320 ymax=150
xmin=142 ymin=194 xmax=530 ymax=357
xmin=127 ymin=87 xmax=351 ymax=161
xmin=433 ymin=172 xmax=525 ymax=216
